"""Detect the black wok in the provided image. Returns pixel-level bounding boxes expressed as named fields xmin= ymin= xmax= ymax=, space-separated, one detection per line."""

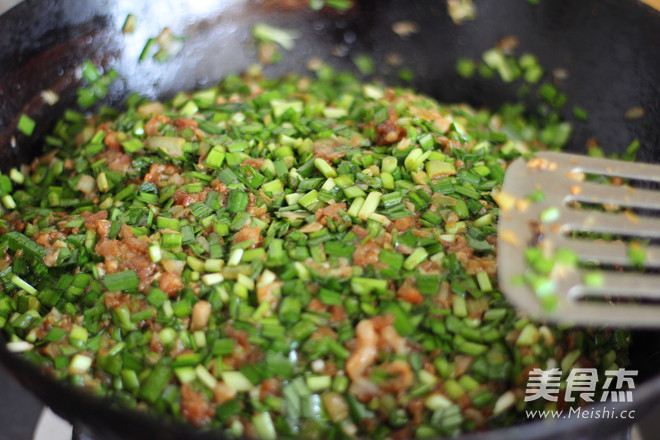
xmin=1 ymin=0 xmax=660 ymax=439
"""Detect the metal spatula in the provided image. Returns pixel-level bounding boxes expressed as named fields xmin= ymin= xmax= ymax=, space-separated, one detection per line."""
xmin=497 ymin=151 xmax=660 ymax=327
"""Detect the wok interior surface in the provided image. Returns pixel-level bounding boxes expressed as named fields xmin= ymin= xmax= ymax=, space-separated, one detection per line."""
xmin=1 ymin=0 xmax=660 ymax=439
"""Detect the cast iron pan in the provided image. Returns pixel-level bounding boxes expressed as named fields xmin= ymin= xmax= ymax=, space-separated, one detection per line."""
xmin=1 ymin=0 xmax=660 ymax=439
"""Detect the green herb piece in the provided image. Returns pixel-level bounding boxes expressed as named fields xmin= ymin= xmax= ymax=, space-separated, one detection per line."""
xmin=102 ymin=271 xmax=140 ymax=292
xmin=18 ymin=114 xmax=36 ymax=136
xmin=253 ymin=24 xmax=299 ymax=50
xmin=122 ymin=13 xmax=137 ymax=34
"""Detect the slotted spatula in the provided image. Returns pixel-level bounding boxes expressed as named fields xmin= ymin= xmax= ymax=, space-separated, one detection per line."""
xmin=497 ymin=151 xmax=660 ymax=327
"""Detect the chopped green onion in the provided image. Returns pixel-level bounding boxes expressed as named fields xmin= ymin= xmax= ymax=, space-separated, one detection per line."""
xmin=253 ymin=24 xmax=299 ymax=50
xmin=403 ymin=247 xmax=428 ymax=271
xmin=18 ymin=114 xmax=36 ymax=136
xmin=102 ymin=270 xmax=140 ymax=292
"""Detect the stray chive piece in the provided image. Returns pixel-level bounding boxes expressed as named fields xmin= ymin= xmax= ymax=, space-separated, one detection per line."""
xmin=583 ymin=271 xmax=604 ymax=288
xmin=122 ymin=13 xmax=137 ymax=34
xmin=252 ymin=23 xmax=299 ymax=50
xmin=353 ymin=54 xmax=375 ymax=76
xmin=628 ymin=242 xmax=646 ymax=267
xmin=573 ymin=106 xmax=588 ymax=121
xmin=309 ymin=0 xmax=353 ymax=11
xmin=18 ymin=114 xmax=35 ymax=136
xmin=455 ymin=58 xmax=476 ymax=78
xmin=539 ymin=206 xmax=560 ymax=223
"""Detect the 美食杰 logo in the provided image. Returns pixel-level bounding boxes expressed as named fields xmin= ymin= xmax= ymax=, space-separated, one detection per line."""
xmin=524 ymin=368 xmax=638 ymax=420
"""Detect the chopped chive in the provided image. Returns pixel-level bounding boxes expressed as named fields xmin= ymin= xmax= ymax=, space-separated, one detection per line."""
xmin=628 ymin=242 xmax=646 ymax=267
xmin=221 ymin=371 xmax=254 ymax=392
xmin=583 ymin=271 xmax=604 ymax=288
xmin=455 ymin=58 xmax=476 ymax=78
xmin=139 ymin=361 xmax=173 ymax=403
xmin=403 ymin=247 xmax=428 ymax=271
xmin=5 ymin=231 xmax=48 ymax=260
xmin=102 ymin=270 xmax=140 ymax=292
xmin=121 ymin=138 xmax=144 ymax=153
xmin=11 ymin=274 xmax=38 ymax=295
xmin=253 ymin=23 xmax=298 ymax=51
xmin=252 ymin=412 xmax=277 ymax=440
xmin=18 ymin=114 xmax=36 ymax=136
xmin=476 ymin=271 xmax=492 ymax=292
xmin=539 ymin=206 xmax=560 ymax=223
xmin=314 ymin=158 xmax=337 ymax=178
xmin=204 ymin=146 xmax=226 ymax=169
xmin=357 ymin=191 xmax=382 ymax=220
